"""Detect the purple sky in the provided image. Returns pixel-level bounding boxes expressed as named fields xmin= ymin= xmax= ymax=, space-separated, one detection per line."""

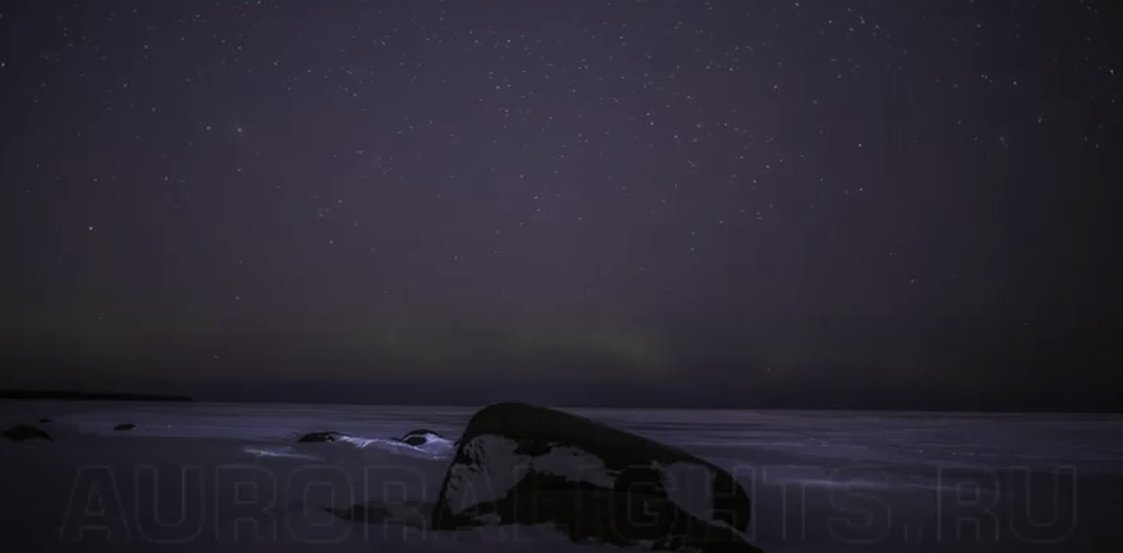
xmin=1 ymin=0 xmax=1120 ymax=408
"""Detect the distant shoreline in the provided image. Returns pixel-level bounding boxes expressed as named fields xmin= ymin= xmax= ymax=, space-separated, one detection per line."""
xmin=0 ymin=389 xmax=193 ymax=402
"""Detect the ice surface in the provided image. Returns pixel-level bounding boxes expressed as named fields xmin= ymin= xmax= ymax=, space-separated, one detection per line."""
xmin=1 ymin=401 xmax=1121 ymax=552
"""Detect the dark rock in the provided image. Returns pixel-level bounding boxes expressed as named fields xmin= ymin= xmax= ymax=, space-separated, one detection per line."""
xmin=401 ymin=435 xmax=426 ymax=446
xmin=113 ymin=423 xmax=136 ymax=431
xmin=2 ymin=424 xmax=53 ymax=442
xmin=395 ymin=428 xmax=445 ymax=446
xmin=430 ymin=402 xmax=761 ymax=552
xmin=296 ymin=431 xmax=348 ymax=443
xmin=39 ymin=418 xmax=54 ymax=424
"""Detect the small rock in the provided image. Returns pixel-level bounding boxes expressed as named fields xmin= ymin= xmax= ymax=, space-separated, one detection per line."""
xmin=297 ymin=431 xmax=347 ymax=443
xmin=395 ymin=428 xmax=445 ymax=446
xmin=113 ymin=423 xmax=136 ymax=431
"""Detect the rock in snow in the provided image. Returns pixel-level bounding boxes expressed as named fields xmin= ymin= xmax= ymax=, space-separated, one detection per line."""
xmin=296 ymin=431 xmax=348 ymax=443
xmin=430 ymin=402 xmax=762 ymax=553
xmin=2 ymin=424 xmax=53 ymax=442
xmin=394 ymin=428 xmax=447 ymax=446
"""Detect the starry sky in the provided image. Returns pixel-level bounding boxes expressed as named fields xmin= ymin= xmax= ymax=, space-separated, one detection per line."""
xmin=1 ymin=0 xmax=1120 ymax=409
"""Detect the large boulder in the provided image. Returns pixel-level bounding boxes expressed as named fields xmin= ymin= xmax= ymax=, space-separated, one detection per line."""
xmin=430 ymin=402 xmax=761 ymax=552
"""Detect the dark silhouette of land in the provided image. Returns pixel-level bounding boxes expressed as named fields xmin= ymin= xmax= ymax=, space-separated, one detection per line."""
xmin=0 ymin=389 xmax=192 ymax=402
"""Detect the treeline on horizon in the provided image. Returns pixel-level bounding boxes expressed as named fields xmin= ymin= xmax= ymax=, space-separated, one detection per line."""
xmin=0 ymin=389 xmax=192 ymax=402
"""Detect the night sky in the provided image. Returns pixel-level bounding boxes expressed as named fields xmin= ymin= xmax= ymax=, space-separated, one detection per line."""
xmin=1 ymin=0 xmax=1120 ymax=409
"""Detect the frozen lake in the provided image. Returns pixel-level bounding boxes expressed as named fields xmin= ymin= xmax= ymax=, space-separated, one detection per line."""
xmin=1 ymin=401 xmax=1120 ymax=552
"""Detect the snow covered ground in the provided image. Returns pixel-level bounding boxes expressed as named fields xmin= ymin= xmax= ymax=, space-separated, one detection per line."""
xmin=1 ymin=401 xmax=1120 ymax=552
